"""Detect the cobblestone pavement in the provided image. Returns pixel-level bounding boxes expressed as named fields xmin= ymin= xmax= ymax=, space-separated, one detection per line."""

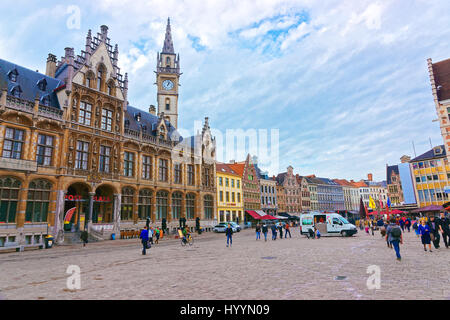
xmin=0 ymin=227 xmax=449 ymax=300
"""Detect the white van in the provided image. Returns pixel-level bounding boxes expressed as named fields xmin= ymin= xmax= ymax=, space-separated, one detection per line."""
xmin=300 ymin=212 xmax=357 ymax=237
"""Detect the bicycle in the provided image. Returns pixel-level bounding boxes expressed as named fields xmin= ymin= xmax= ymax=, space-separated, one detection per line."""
xmin=181 ymin=234 xmax=194 ymax=246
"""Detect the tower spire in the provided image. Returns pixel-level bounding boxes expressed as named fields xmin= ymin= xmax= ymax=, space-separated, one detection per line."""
xmin=162 ymin=17 xmax=175 ymax=54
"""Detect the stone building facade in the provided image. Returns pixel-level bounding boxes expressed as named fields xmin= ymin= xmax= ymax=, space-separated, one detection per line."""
xmin=228 ymin=155 xmax=260 ymax=212
xmin=0 ymin=21 xmax=216 ymax=248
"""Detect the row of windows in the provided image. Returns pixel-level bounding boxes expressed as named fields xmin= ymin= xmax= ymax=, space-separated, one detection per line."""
xmin=120 ymin=190 xmax=214 ymax=221
xmin=78 ymin=102 xmax=114 ymax=131
xmin=2 ymin=128 xmax=55 ymax=166
xmin=417 ymin=189 xmax=449 ymax=203
xmin=0 ymin=177 xmax=52 ymax=223
xmin=412 ymin=158 xmax=447 ymax=170
xmin=218 ymin=177 xmax=240 ymax=188
xmin=261 ymin=196 xmax=276 ymax=206
xmin=415 ymin=173 xmax=450 ymax=183
xmin=260 ymin=185 xmax=275 ymax=194
xmin=219 ymin=191 xmax=241 ymax=203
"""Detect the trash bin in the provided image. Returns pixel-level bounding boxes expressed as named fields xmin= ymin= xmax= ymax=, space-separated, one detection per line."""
xmin=44 ymin=235 xmax=54 ymax=249
xmin=111 ymin=233 xmax=116 ymax=240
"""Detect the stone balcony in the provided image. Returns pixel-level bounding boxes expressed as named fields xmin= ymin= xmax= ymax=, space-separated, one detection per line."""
xmin=0 ymin=157 xmax=37 ymax=172
xmin=5 ymin=96 xmax=63 ymax=120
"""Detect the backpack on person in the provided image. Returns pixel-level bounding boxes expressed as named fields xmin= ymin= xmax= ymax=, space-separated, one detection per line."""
xmin=391 ymin=226 xmax=402 ymax=238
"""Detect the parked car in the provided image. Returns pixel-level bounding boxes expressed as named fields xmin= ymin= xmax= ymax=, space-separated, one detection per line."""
xmin=213 ymin=223 xmax=237 ymax=233
xmin=225 ymin=221 xmax=241 ymax=232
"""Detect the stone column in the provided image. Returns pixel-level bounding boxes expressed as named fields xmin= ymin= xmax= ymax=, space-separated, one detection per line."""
xmin=167 ymin=191 xmax=172 ymax=223
xmin=86 ymin=192 xmax=94 ymax=231
xmin=54 ymin=190 xmax=65 ymax=244
xmin=113 ymin=193 xmax=121 ymax=234
xmin=133 ymin=189 xmax=139 ymax=224
xmin=16 ymin=179 xmax=29 ymax=246
xmin=152 ymin=191 xmax=157 ymax=223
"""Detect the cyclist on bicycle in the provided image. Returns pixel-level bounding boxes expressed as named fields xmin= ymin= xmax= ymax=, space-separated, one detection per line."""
xmin=182 ymin=226 xmax=190 ymax=244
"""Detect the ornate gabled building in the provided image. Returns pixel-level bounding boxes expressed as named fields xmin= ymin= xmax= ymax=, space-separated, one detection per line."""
xmin=275 ymin=166 xmax=301 ymax=214
xmin=0 ymin=21 xmax=216 ymax=249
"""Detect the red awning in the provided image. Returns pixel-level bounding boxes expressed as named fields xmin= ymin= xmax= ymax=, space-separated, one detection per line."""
xmin=245 ymin=210 xmax=261 ymax=219
xmin=261 ymin=214 xmax=277 ymax=220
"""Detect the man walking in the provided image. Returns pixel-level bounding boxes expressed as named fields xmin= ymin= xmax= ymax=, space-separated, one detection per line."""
xmin=285 ymin=222 xmax=292 ymax=238
xmin=271 ymin=224 xmax=277 ymax=240
xmin=386 ymin=217 xmax=403 ymax=261
xmin=438 ymin=212 xmax=449 ymax=249
xmin=428 ymin=216 xmax=441 ymax=249
xmin=225 ymin=223 xmax=233 ymax=247
xmin=278 ymin=222 xmax=283 ymax=239
xmin=262 ymin=223 xmax=268 ymax=241
xmin=255 ymin=224 xmax=261 ymax=240
xmin=139 ymin=226 xmax=149 ymax=255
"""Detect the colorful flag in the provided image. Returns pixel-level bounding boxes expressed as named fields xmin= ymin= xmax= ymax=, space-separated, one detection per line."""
xmin=369 ymin=196 xmax=376 ymax=209
xmin=64 ymin=207 xmax=76 ymax=223
xmin=387 ymin=197 xmax=391 ymax=208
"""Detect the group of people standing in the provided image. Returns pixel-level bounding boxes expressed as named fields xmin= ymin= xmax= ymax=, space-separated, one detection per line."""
xmin=255 ymin=222 xmax=292 ymax=241
xmin=139 ymin=220 xmax=164 ymax=255
xmin=380 ymin=212 xmax=450 ymax=261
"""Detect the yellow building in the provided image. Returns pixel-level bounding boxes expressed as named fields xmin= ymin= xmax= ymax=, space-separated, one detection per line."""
xmin=216 ymin=163 xmax=244 ymax=223
xmin=411 ymin=145 xmax=450 ymax=207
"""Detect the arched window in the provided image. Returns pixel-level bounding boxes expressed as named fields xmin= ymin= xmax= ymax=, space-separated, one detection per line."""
xmin=0 ymin=177 xmax=21 ymax=223
xmin=186 ymin=193 xmax=195 ymax=219
xmin=121 ymin=187 xmax=135 ymax=221
xmin=166 ymin=56 xmax=171 ymax=67
xmin=204 ymin=195 xmax=214 ymax=220
xmin=165 ymin=98 xmax=170 ymax=110
xmin=172 ymin=192 xmax=182 ymax=219
xmin=138 ymin=189 xmax=152 ymax=220
xmin=86 ymin=71 xmax=95 ymax=88
xmin=156 ymin=191 xmax=168 ymax=220
xmin=97 ymin=65 xmax=106 ymax=91
xmin=26 ymin=179 xmax=52 ymax=223
xmin=107 ymin=80 xmax=114 ymax=96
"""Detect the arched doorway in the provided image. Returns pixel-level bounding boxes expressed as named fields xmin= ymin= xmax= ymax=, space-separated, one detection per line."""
xmin=64 ymin=182 xmax=90 ymax=232
xmin=93 ymin=185 xmax=114 ymax=223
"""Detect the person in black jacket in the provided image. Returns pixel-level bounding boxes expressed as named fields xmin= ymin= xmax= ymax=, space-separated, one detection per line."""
xmin=438 ymin=212 xmax=450 ymax=249
xmin=262 ymin=223 xmax=268 ymax=241
xmin=225 ymin=223 xmax=233 ymax=247
xmin=427 ymin=216 xmax=440 ymax=249
xmin=271 ymin=224 xmax=277 ymax=240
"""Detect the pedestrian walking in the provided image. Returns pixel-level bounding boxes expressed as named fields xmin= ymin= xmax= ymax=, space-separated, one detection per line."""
xmin=255 ymin=224 xmax=261 ymax=240
xmin=155 ymin=227 xmax=160 ymax=244
xmin=80 ymin=230 xmax=88 ymax=247
xmin=225 ymin=223 xmax=233 ymax=247
xmin=285 ymin=222 xmax=291 ymax=238
xmin=405 ymin=218 xmax=411 ymax=232
xmin=386 ymin=217 xmax=403 ymax=261
xmin=278 ymin=222 xmax=283 ymax=239
xmin=262 ymin=223 xmax=268 ymax=241
xmin=399 ymin=218 xmax=405 ymax=232
xmin=139 ymin=226 xmax=149 ymax=255
xmin=418 ymin=219 xmax=432 ymax=252
xmin=438 ymin=212 xmax=449 ymax=249
xmin=428 ymin=216 xmax=440 ymax=249
xmin=148 ymin=226 xmax=154 ymax=245
xmin=369 ymin=220 xmax=374 ymax=236
xmin=413 ymin=220 xmax=420 ymax=237
xmin=271 ymin=224 xmax=277 ymax=240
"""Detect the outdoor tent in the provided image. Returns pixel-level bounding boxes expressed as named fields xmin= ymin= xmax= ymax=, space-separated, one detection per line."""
xmin=411 ymin=205 xmax=443 ymax=213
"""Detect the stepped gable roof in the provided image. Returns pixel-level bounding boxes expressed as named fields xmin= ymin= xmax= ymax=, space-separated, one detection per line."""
xmin=386 ymin=165 xmax=399 ymax=185
xmin=0 ymin=58 xmax=64 ymax=109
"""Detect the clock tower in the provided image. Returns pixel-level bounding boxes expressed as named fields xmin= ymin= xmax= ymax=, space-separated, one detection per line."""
xmin=156 ymin=18 xmax=181 ymax=128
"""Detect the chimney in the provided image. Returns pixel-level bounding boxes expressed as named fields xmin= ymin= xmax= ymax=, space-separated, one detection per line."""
xmin=400 ymin=155 xmax=411 ymax=163
xmin=367 ymin=173 xmax=373 ymax=181
xmin=149 ymin=105 xmax=156 ymax=115
xmin=64 ymin=48 xmax=74 ymax=94
xmin=45 ymin=53 xmax=57 ymax=78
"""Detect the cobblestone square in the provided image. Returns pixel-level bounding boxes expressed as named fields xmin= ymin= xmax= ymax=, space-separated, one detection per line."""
xmin=0 ymin=228 xmax=449 ymax=300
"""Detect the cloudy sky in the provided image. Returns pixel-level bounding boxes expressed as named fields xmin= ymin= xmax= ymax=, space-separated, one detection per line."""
xmin=1 ymin=0 xmax=449 ymax=181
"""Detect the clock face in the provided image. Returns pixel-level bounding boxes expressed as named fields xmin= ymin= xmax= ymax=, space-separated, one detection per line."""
xmin=162 ymin=80 xmax=174 ymax=90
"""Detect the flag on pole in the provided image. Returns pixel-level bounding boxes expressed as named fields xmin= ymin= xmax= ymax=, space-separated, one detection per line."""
xmin=359 ymin=197 xmax=366 ymax=219
xmin=387 ymin=197 xmax=391 ymax=208
xmin=64 ymin=207 xmax=76 ymax=223
xmin=369 ymin=196 xmax=376 ymax=210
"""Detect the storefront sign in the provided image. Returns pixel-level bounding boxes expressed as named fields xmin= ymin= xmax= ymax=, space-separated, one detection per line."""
xmin=94 ymin=196 xmax=111 ymax=202
xmin=65 ymin=195 xmax=111 ymax=202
